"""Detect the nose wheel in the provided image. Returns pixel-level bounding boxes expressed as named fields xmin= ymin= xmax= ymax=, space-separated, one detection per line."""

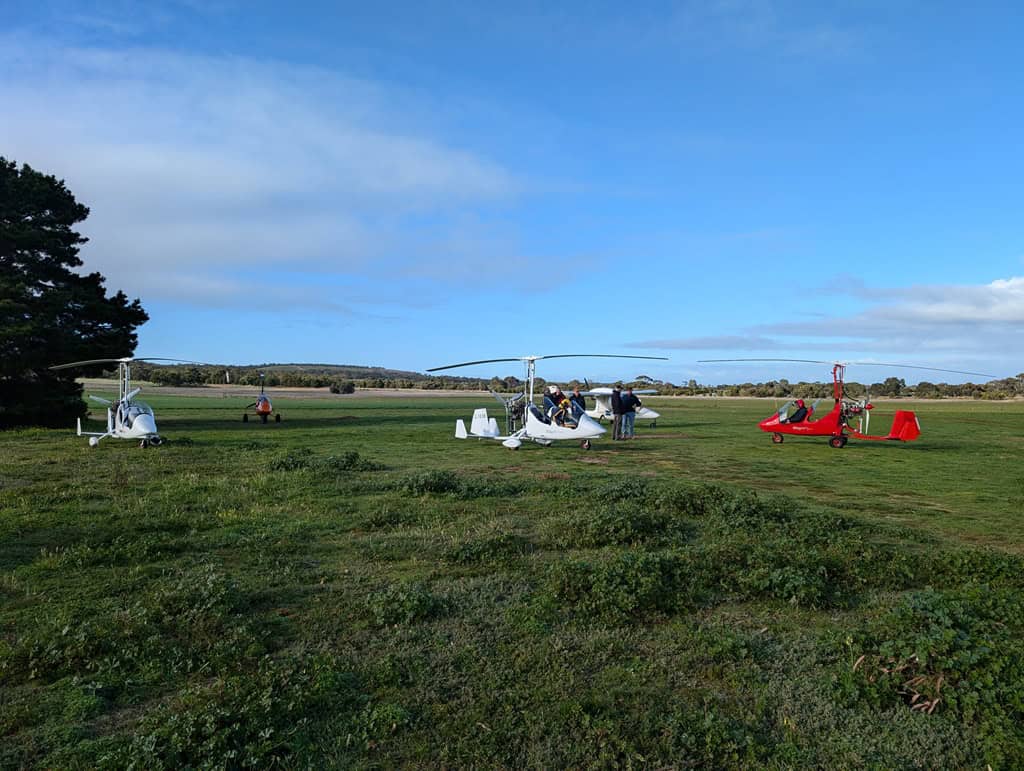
xmin=829 ymin=436 xmax=848 ymax=448
xmin=771 ymin=432 xmax=784 ymax=444
xmin=580 ymin=439 xmax=592 ymax=450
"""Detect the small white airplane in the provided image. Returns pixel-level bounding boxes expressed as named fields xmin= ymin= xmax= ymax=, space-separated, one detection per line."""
xmin=428 ymin=353 xmax=668 ymax=449
xmin=581 ymin=386 xmax=661 ymax=426
xmin=50 ymin=356 xmax=196 ymax=447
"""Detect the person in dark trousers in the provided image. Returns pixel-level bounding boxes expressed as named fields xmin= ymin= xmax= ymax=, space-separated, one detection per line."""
xmin=610 ymin=385 xmax=624 ymax=440
xmin=569 ymin=386 xmax=587 ymax=417
xmin=783 ymin=399 xmax=809 ymax=424
xmin=620 ymin=387 xmax=642 ymax=438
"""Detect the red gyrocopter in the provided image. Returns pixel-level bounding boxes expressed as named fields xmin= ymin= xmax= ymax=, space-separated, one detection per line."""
xmin=698 ymin=359 xmax=996 ymax=448
xmin=243 ymin=373 xmax=281 ymax=424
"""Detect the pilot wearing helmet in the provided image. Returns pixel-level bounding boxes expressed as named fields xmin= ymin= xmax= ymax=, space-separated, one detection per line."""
xmin=783 ymin=399 xmax=809 ymax=424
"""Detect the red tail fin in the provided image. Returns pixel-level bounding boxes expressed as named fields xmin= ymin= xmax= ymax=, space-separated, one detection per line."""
xmin=887 ymin=410 xmax=920 ymax=441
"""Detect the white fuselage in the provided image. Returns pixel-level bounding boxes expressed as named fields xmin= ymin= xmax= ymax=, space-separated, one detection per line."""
xmin=455 ymin=405 xmax=606 ymax=448
xmin=586 ymin=392 xmax=660 ymax=422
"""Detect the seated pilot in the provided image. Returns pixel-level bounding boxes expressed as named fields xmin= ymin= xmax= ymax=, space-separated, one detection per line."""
xmin=783 ymin=399 xmax=809 ymax=424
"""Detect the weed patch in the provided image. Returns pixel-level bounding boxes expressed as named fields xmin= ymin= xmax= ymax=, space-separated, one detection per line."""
xmin=400 ymin=470 xmax=521 ymax=499
xmin=113 ymin=653 xmax=361 ymax=768
xmin=445 ymin=533 xmax=534 ymax=565
xmin=559 ymin=502 xmax=690 ymax=547
xmin=366 ymin=582 xmax=444 ymax=626
xmin=839 ymin=586 xmax=1024 ymax=766
xmin=548 ymin=550 xmax=696 ymax=620
xmin=270 ymin=448 xmax=383 ymax=473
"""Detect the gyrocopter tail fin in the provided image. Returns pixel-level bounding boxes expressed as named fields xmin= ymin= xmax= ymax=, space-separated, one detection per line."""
xmin=470 ymin=408 xmax=499 ymax=437
xmin=886 ymin=410 xmax=921 ymax=441
xmin=455 ymin=419 xmax=468 ymax=439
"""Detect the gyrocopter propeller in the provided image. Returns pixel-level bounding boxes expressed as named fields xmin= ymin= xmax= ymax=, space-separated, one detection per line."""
xmin=698 ymin=358 xmax=997 ymax=448
xmin=50 ymin=356 xmax=203 ymax=447
xmin=428 ymin=353 xmax=668 ymax=449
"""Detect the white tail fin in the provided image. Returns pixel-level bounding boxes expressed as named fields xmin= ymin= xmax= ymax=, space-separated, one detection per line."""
xmin=488 ymin=417 xmax=499 ymax=435
xmin=455 ymin=419 xmax=468 ymax=439
xmin=470 ymin=408 xmax=498 ymax=437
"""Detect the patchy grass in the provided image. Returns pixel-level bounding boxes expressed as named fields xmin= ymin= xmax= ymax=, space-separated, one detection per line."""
xmin=1 ymin=394 xmax=1023 ymax=766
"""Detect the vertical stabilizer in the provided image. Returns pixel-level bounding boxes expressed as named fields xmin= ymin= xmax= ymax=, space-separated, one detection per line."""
xmin=887 ymin=410 xmax=921 ymax=441
xmin=455 ymin=419 xmax=468 ymax=439
xmin=76 ymin=418 xmax=82 ymax=436
xmin=470 ymin=408 xmax=498 ymax=436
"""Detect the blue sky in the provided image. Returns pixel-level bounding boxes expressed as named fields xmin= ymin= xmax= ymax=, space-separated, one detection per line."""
xmin=3 ymin=1 xmax=1022 ymax=384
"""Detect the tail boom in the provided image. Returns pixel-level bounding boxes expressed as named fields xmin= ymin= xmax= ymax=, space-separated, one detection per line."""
xmin=848 ymin=410 xmax=920 ymax=442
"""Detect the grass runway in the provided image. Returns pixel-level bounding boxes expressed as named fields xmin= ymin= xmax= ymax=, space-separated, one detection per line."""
xmin=2 ymin=394 xmax=1023 ymax=767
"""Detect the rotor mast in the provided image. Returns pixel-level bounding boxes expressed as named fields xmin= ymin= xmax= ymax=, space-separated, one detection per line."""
xmin=121 ymin=361 xmax=131 ymax=403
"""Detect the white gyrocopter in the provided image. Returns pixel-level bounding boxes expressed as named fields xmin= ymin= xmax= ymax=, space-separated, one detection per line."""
xmin=427 ymin=353 xmax=668 ymax=450
xmin=50 ymin=357 xmax=195 ymax=447
xmin=582 ymin=386 xmax=661 ymax=426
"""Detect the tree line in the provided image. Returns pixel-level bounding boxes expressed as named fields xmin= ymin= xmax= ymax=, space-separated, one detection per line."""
xmin=107 ymin=365 xmax=1024 ymax=400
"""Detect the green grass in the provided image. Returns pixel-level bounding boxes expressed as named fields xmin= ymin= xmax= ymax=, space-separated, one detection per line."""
xmin=2 ymin=395 xmax=1023 ymax=767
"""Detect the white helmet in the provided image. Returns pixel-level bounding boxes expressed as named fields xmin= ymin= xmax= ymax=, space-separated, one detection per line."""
xmin=547 ymin=384 xmax=559 ymax=394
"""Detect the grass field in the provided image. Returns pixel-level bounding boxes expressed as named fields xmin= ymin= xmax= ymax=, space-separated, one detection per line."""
xmin=2 ymin=394 xmax=1023 ymax=767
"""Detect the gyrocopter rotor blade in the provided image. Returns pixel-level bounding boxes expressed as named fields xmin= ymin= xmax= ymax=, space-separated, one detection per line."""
xmin=698 ymin=358 xmax=836 ymax=365
xmin=125 ymin=387 xmax=141 ymax=401
xmin=698 ymin=358 xmax=996 ymax=379
xmin=428 ymin=358 xmax=527 ymax=372
xmin=89 ymin=395 xmax=113 ymax=406
xmin=845 ymin=362 xmax=996 ymax=379
xmin=536 ymin=354 xmax=669 ymax=362
xmin=429 ymin=354 xmax=668 ymax=372
xmin=50 ymin=357 xmax=209 ymax=370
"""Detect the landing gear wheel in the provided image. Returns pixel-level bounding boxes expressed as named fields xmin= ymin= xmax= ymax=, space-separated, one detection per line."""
xmin=150 ymin=436 xmax=163 ymax=447
xmin=771 ymin=433 xmax=784 ymax=444
xmin=829 ymin=436 xmax=846 ymax=449
xmin=275 ymin=413 xmax=281 ymax=423
xmin=243 ymin=413 xmax=248 ymax=423
xmin=139 ymin=439 xmax=149 ymax=449
xmin=260 ymin=414 xmax=268 ymax=424
xmin=581 ymin=439 xmax=592 ymax=450
xmin=650 ymin=420 xmax=657 ymax=429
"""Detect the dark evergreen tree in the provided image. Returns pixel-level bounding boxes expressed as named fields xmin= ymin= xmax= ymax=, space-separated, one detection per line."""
xmin=0 ymin=158 xmax=148 ymax=428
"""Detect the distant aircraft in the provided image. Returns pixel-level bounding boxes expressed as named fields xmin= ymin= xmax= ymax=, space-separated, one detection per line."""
xmin=243 ymin=373 xmax=281 ymax=424
xmin=580 ymin=386 xmax=661 ymax=427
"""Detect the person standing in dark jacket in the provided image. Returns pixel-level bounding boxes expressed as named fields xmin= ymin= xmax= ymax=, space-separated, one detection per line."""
xmin=610 ymin=385 xmax=624 ymax=440
xmin=620 ymin=387 xmax=642 ymax=439
xmin=569 ymin=386 xmax=587 ymax=418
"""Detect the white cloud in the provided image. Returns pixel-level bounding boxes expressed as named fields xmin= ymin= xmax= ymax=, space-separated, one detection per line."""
xmin=0 ymin=37 xmax=523 ymax=311
xmin=634 ymin=277 xmax=1024 ymax=378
